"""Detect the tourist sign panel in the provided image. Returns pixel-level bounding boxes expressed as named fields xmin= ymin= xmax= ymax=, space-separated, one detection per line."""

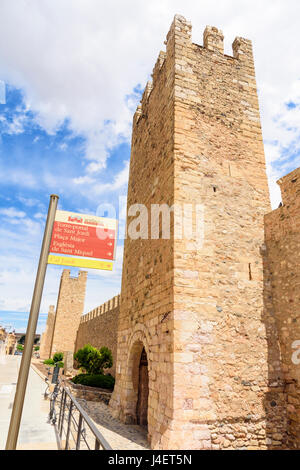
xmin=49 ymin=210 xmax=117 ymax=266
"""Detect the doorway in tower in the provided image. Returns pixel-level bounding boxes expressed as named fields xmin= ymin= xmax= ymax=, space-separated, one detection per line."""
xmin=136 ymin=347 xmax=149 ymax=427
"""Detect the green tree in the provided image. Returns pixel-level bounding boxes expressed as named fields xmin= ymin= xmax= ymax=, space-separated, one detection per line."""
xmin=18 ymin=335 xmax=26 ymax=345
xmin=74 ymin=344 xmax=113 ymax=375
xmin=17 ymin=344 xmax=24 ymax=351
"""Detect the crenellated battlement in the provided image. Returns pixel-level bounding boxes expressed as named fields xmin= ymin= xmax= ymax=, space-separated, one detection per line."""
xmin=76 ymin=294 xmax=120 ymax=376
xmin=80 ymin=294 xmax=120 ymax=323
xmin=277 ymin=167 xmax=300 ymax=207
xmin=133 ymin=14 xmax=255 ymax=126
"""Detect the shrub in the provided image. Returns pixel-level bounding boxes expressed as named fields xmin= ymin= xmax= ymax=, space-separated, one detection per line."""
xmin=17 ymin=344 xmax=24 ymax=351
xmin=43 ymin=358 xmax=54 ymax=365
xmin=53 ymin=352 xmax=63 ymax=363
xmin=34 ymin=346 xmax=40 ymax=351
xmin=71 ymin=373 xmax=115 ymax=390
xmin=43 ymin=352 xmax=64 ymax=368
xmin=74 ymin=344 xmax=113 ymax=375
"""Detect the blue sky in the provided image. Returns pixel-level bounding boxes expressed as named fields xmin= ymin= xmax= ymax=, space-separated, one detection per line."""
xmin=0 ymin=0 xmax=299 ymax=334
xmin=0 ymin=84 xmax=137 ymax=333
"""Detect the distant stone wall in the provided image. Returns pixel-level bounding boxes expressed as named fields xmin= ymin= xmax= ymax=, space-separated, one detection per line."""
xmin=50 ymin=269 xmax=87 ymax=356
xmin=40 ymin=305 xmax=55 ymax=359
xmin=264 ymin=167 xmax=300 ymax=449
xmin=75 ymin=295 xmax=120 ymax=376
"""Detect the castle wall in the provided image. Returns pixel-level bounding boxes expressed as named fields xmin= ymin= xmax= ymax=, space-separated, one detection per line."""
xmin=50 ymin=269 xmax=87 ymax=356
xmin=170 ymin=17 xmax=282 ymax=450
xmin=264 ymin=168 xmax=300 ymax=449
xmin=75 ymin=295 xmax=120 ymax=376
xmin=5 ymin=333 xmax=16 ymax=355
xmin=39 ymin=305 xmax=55 ymax=359
xmin=110 ymin=15 xmax=282 ymax=450
xmin=109 ymin=16 xmax=176 ymax=446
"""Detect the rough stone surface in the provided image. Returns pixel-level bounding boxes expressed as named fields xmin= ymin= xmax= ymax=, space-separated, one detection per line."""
xmin=75 ymin=295 xmax=120 ymax=376
xmin=66 ymin=380 xmax=113 ymax=404
xmin=45 ymin=15 xmax=300 ymax=451
xmin=264 ymin=168 xmax=300 ymax=449
xmin=39 ymin=305 xmax=55 ymax=359
xmin=44 ymin=269 xmax=87 ymax=357
xmin=109 ymin=14 xmax=279 ymax=450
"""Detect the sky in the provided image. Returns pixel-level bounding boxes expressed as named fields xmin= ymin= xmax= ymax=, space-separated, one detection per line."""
xmin=0 ymin=0 xmax=299 ymax=334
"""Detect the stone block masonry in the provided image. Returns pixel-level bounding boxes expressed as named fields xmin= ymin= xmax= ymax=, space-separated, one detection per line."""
xmin=264 ymin=168 xmax=300 ymax=449
xmin=39 ymin=305 xmax=55 ymax=360
xmin=109 ymin=14 xmax=283 ymax=450
xmin=75 ymin=295 xmax=120 ymax=376
xmin=49 ymin=269 xmax=87 ymax=357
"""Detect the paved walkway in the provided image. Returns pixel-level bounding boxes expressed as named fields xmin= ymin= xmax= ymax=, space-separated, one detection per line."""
xmin=0 ymin=355 xmax=149 ymax=450
xmin=0 ymin=355 xmax=58 ymax=450
xmin=78 ymin=399 xmax=150 ymax=450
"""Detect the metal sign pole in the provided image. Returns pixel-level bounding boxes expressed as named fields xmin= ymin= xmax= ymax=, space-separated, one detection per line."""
xmin=5 ymin=194 xmax=59 ymax=450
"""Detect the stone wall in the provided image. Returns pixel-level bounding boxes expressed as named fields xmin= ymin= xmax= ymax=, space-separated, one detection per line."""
xmin=264 ymin=168 xmax=300 ymax=449
xmin=109 ymin=15 xmax=176 ymax=448
xmin=109 ymin=15 xmax=282 ymax=450
xmin=39 ymin=305 xmax=55 ymax=359
xmin=5 ymin=332 xmax=16 ymax=355
xmin=50 ymin=269 xmax=87 ymax=356
xmin=75 ymin=295 xmax=120 ymax=376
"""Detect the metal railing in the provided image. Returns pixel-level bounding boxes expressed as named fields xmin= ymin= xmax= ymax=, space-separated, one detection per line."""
xmin=49 ymin=379 xmax=112 ymax=450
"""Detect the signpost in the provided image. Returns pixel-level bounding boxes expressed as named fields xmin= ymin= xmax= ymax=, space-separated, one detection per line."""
xmin=48 ymin=255 xmax=113 ymax=271
xmin=5 ymin=194 xmax=59 ymax=450
xmin=49 ymin=210 xmax=117 ymax=260
xmin=6 ymin=200 xmax=117 ymax=449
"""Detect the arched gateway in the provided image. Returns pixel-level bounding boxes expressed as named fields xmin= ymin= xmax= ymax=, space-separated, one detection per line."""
xmin=136 ymin=348 xmax=149 ymax=426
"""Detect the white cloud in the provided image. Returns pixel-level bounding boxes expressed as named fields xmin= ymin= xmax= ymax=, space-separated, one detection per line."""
xmin=0 ymin=1 xmax=300 ymax=323
xmin=0 ymin=207 xmax=26 ymax=218
xmin=73 ymin=159 xmax=129 ymax=198
xmin=0 ymin=1 xmax=299 ymax=206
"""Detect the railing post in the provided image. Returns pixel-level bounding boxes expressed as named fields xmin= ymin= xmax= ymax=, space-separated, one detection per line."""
xmin=53 ymin=382 xmax=112 ymax=450
xmin=95 ymin=439 xmax=100 ymax=450
xmin=58 ymin=388 xmax=64 ymax=430
xmin=65 ymin=400 xmax=73 ymax=450
xmin=59 ymin=390 xmax=67 ymax=438
xmin=76 ymin=414 xmax=83 ymax=450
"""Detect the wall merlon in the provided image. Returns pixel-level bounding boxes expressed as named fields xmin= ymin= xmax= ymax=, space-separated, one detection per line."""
xmin=203 ymin=26 xmax=224 ymax=54
xmin=80 ymin=293 xmax=120 ymax=323
xmin=78 ymin=270 xmax=88 ymax=280
xmin=152 ymin=50 xmax=166 ymax=85
xmin=62 ymin=269 xmax=71 ymax=278
xmin=133 ymin=104 xmax=142 ymax=126
xmin=232 ymin=36 xmax=253 ymax=61
xmin=141 ymin=80 xmax=153 ymax=112
xmin=166 ymin=14 xmax=192 ymax=45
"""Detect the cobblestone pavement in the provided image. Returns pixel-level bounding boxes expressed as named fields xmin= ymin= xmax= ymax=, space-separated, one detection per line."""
xmin=78 ymin=399 xmax=150 ymax=450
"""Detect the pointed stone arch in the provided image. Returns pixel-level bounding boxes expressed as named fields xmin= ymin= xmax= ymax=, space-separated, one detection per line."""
xmin=122 ymin=326 xmax=151 ymax=426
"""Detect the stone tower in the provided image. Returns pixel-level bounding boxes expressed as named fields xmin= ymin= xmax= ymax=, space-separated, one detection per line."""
xmin=264 ymin=168 xmax=300 ymax=448
xmin=50 ymin=269 xmax=87 ymax=356
xmin=110 ymin=15 xmax=274 ymax=449
xmin=39 ymin=305 xmax=55 ymax=359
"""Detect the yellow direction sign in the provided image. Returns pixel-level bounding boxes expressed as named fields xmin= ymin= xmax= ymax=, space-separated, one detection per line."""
xmin=48 ymin=254 xmax=113 ymax=271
